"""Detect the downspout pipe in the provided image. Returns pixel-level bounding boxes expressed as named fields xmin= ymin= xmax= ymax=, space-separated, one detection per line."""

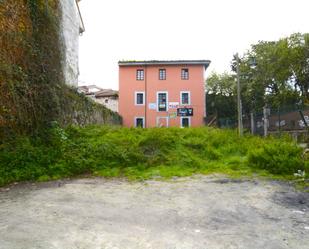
xmin=144 ymin=65 xmax=147 ymax=128
xmin=75 ymin=0 xmax=85 ymax=34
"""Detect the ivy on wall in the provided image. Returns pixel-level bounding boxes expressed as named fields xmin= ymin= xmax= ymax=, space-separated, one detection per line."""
xmin=0 ymin=0 xmax=121 ymax=139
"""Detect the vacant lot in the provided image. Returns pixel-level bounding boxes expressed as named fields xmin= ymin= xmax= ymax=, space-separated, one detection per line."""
xmin=0 ymin=175 xmax=308 ymax=249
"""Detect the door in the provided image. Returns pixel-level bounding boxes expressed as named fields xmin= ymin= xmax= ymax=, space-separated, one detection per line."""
xmin=156 ymin=117 xmax=169 ymax=127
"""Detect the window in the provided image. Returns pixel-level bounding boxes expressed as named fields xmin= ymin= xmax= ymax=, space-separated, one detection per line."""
xmin=136 ymin=69 xmax=144 ymax=80
xmin=135 ymin=92 xmax=145 ymax=105
xmin=159 ymin=69 xmax=166 ymax=80
xmin=181 ymin=68 xmax=189 ymax=80
xmin=105 ymin=99 xmax=109 ymax=103
xmin=181 ymin=117 xmax=190 ymax=128
xmin=157 ymin=92 xmax=168 ymax=112
xmin=135 ymin=117 xmax=145 ymax=128
xmin=180 ymin=91 xmax=190 ymax=105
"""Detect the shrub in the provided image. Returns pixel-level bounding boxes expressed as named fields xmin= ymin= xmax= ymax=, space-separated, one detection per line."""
xmin=203 ymin=146 xmax=223 ymax=161
xmin=0 ymin=126 xmax=307 ymax=186
xmin=0 ymin=137 xmax=57 ymax=184
xmin=248 ymin=140 xmax=304 ymax=174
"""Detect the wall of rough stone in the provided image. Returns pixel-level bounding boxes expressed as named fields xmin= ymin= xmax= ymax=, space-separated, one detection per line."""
xmin=94 ymin=97 xmax=119 ymax=113
xmin=59 ymin=88 xmax=122 ymax=127
xmin=0 ymin=0 xmax=121 ymax=139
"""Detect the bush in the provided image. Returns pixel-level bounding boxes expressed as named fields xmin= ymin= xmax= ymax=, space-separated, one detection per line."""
xmin=248 ymin=140 xmax=304 ymax=174
xmin=0 ymin=126 xmax=307 ymax=186
xmin=0 ymin=137 xmax=58 ymax=184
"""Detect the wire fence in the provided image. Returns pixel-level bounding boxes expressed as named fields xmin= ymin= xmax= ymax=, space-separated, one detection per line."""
xmin=213 ymin=105 xmax=309 ymax=142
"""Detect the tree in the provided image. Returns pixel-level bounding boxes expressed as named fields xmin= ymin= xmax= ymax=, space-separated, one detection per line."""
xmin=207 ymin=33 xmax=308 ymax=121
xmin=288 ymin=33 xmax=309 ymax=100
xmin=232 ymin=34 xmax=304 ymax=112
xmin=206 ymin=72 xmax=237 ymax=118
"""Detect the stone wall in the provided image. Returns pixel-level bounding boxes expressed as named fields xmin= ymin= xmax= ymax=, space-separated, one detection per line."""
xmin=94 ymin=97 xmax=119 ymax=113
xmin=0 ymin=0 xmax=121 ymax=139
xmin=59 ymin=87 xmax=122 ymax=127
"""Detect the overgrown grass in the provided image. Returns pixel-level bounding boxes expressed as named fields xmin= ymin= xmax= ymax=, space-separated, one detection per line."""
xmin=0 ymin=125 xmax=308 ymax=187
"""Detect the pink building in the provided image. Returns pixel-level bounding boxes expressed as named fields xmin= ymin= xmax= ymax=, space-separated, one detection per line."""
xmin=119 ymin=60 xmax=211 ymax=128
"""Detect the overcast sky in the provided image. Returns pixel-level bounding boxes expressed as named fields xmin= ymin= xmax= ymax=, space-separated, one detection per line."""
xmin=78 ymin=0 xmax=308 ymax=90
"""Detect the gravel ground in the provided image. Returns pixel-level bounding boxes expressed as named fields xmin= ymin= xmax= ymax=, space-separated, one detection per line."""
xmin=0 ymin=175 xmax=308 ymax=249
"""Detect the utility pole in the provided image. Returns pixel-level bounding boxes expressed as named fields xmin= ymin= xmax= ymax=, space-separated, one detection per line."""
xmin=250 ymin=112 xmax=255 ymax=135
xmin=236 ymin=53 xmax=243 ymax=136
xmin=263 ymin=106 xmax=268 ymax=137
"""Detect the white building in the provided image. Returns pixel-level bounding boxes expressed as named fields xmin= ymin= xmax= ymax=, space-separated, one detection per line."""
xmin=60 ymin=0 xmax=85 ymax=86
xmin=94 ymin=89 xmax=119 ymax=113
xmin=78 ymin=86 xmax=119 ymax=113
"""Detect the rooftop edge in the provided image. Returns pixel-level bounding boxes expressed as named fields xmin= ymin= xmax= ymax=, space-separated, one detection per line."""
xmin=118 ymin=60 xmax=211 ymax=69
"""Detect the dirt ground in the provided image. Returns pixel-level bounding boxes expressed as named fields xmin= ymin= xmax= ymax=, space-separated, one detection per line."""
xmin=0 ymin=175 xmax=308 ymax=249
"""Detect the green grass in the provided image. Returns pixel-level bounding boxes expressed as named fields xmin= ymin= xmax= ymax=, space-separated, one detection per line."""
xmin=0 ymin=125 xmax=308 ymax=188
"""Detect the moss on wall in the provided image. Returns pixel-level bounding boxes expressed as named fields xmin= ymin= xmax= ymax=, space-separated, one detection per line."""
xmin=0 ymin=0 xmax=121 ymax=139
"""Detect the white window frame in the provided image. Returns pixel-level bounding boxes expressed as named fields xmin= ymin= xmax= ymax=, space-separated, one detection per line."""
xmin=135 ymin=91 xmax=145 ymax=106
xmin=156 ymin=91 xmax=168 ymax=112
xmin=180 ymin=91 xmax=191 ymax=105
xmin=180 ymin=117 xmax=191 ymax=128
xmin=134 ymin=117 xmax=145 ymax=128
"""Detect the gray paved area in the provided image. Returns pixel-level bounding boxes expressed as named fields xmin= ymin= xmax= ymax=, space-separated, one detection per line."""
xmin=0 ymin=175 xmax=308 ymax=249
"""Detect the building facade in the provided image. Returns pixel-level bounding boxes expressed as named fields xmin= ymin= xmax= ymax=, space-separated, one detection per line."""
xmin=94 ymin=90 xmax=119 ymax=113
xmin=119 ymin=60 xmax=210 ymax=128
xmin=60 ymin=0 xmax=85 ymax=86
xmin=78 ymin=86 xmax=119 ymax=112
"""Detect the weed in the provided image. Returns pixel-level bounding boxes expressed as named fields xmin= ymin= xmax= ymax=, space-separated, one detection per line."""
xmin=0 ymin=126 xmax=307 ymax=186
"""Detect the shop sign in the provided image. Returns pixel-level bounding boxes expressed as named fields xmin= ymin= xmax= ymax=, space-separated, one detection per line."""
xmin=169 ymin=112 xmax=177 ymax=118
xmin=148 ymin=103 xmax=157 ymax=110
xmin=177 ymin=108 xmax=193 ymax=116
xmin=169 ymin=102 xmax=179 ymax=109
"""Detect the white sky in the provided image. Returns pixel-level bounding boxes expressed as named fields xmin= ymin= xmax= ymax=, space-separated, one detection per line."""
xmin=78 ymin=0 xmax=308 ymax=90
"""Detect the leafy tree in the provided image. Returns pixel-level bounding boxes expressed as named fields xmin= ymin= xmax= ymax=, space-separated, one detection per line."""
xmin=288 ymin=33 xmax=309 ymax=100
xmin=206 ymin=33 xmax=308 ymax=120
xmin=206 ymin=72 xmax=237 ymax=118
xmin=231 ymin=34 xmax=305 ymax=112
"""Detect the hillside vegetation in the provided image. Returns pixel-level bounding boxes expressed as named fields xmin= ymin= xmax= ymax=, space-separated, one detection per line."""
xmin=0 ymin=126 xmax=308 ymax=187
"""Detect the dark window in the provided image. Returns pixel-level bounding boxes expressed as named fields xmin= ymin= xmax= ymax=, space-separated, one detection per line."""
xmin=136 ymin=118 xmax=144 ymax=128
xmin=136 ymin=69 xmax=144 ymax=80
xmin=181 ymin=117 xmax=190 ymax=127
xmin=181 ymin=68 xmax=189 ymax=80
xmin=159 ymin=69 xmax=166 ymax=80
xmin=181 ymin=92 xmax=189 ymax=105
xmin=105 ymin=99 xmax=109 ymax=103
xmin=136 ymin=93 xmax=144 ymax=105
xmin=158 ymin=93 xmax=167 ymax=112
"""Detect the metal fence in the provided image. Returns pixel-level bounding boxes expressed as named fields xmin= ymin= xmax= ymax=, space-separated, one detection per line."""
xmin=213 ymin=105 xmax=309 ymax=142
